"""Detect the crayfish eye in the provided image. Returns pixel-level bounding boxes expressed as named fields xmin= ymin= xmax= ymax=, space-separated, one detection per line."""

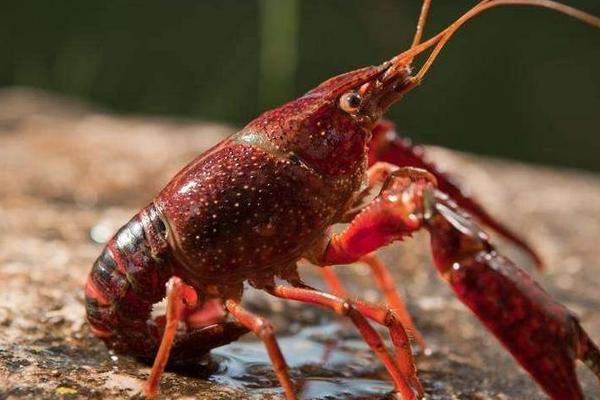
xmin=339 ymin=91 xmax=362 ymax=114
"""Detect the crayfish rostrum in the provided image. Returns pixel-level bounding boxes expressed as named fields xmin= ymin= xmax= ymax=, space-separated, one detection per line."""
xmin=85 ymin=1 xmax=600 ymax=398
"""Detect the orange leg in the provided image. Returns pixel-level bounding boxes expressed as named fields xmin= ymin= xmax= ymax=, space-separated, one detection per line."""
xmin=318 ymin=266 xmax=349 ymax=297
xmin=144 ymin=276 xmax=197 ymax=397
xmin=351 ymin=297 xmax=423 ymax=396
xmin=361 ymin=254 xmax=427 ymax=350
xmin=268 ymin=285 xmax=420 ymax=400
xmin=319 ymin=260 xmax=426 ymax=351
xmin=224 ymin=299 xmax=297 ymax=400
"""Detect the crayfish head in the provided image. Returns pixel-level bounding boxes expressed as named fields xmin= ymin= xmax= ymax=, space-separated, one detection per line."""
xmin=309 ymin=60 xmax=414 ymax=131
xmin=241 ymin=64 xmax=393 ymax=177
xmin=344 ymin=63 xmax=414 ymax=128
xmin=241 ymin=61 xmax=414 ymax=178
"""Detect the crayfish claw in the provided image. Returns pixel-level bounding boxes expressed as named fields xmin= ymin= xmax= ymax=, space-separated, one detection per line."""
xmin=575 ymin=321 xmax=600 ymax=382
xmin=369 ymin=120 xmax=545 ymax=269
xmin=424 ymin=194 xmax=599 ymax=399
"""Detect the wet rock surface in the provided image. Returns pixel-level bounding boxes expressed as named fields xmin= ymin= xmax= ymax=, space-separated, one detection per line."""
xmin=0 ymin=88 xmax=599 ymax=399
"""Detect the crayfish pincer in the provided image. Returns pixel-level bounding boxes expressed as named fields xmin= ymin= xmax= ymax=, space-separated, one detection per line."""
xmin=85 ymin=1 xmax=600 ymax=399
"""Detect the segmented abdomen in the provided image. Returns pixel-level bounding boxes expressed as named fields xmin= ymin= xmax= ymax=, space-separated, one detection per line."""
xmin=85 ymin=203 xmax=173 ymax=359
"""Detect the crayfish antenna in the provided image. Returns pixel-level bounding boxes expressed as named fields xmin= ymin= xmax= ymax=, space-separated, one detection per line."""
xmin=409 ymin=0 xmax=432 ymax=52
xmin=379 ymin=0 xmax=599 ymax=267
xmin=413 ymin=0 xmax=600 ymax=83
xmin=387 ymin=0 xmax=600 ymax=96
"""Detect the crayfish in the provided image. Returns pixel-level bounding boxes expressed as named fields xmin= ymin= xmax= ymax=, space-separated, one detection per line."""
xmin=85 ymin=1 xmax=600 ymax=399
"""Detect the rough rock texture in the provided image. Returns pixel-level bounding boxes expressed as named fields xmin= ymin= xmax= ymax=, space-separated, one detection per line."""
xmin=0 ymin=88 xmax=599 ymax=399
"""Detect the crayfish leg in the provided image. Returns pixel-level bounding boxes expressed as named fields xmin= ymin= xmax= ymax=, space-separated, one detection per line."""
xmin=143 ymin=278 xmax=250 ymax=397
xmin=224 ymin=299 xmax=297 ymax=400
xmin=267 ymin=284 xmax=421 ymax=400
xmin=362 ymin=255 xmax=427 ymax=350
xmin=318 ymin=266 xmax=349 ymax=298
xmin=144 ymin=277 xmax=195 ymax=397
xmin=368 ymin=120 xmax=544 ymax=269
xmin=350 ymin=296 xmax=424 ymax=396
xmin=317 ymin=259 xmax=426 ymax=351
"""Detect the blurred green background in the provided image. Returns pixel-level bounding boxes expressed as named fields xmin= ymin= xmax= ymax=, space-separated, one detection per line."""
xmin=1 ymin=1 xmax=599 ymax=170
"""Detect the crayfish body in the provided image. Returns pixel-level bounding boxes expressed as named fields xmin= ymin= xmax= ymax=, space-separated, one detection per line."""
xmin=85 ymin=1 xmax=600 ymax=399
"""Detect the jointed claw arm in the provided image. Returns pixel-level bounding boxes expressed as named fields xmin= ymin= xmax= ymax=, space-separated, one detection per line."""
xmin=368 ymin=120 xmax=544 ymax=268
xmin=308 ymin=167 xmax=600 ymax=400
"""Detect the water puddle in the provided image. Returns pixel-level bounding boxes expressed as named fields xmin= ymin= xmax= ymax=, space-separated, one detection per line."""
xmin=209 ymin=323 xmax=395 ymax=399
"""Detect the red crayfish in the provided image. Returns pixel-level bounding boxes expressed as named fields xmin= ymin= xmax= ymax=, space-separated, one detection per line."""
xmin=85 ymin=1 xmax=600 ymax=398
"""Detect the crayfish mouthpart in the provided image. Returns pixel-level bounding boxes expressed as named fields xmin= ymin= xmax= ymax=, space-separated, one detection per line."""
xmin=381 ymin=62 xmax=412 ymax=83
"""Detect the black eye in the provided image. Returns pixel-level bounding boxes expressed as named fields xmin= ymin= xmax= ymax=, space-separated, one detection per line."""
xmin=339 ymin=92 xmax=362 ymax=113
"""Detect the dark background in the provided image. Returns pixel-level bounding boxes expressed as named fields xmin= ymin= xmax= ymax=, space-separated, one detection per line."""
xmin=2 ymin=0 xmax=599 ymax=171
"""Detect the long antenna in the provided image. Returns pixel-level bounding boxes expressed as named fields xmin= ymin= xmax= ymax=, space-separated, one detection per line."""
xmin=390 ymin=0 xmax=600 ymax=89
xmin=410 ymin=0 xmax=433 ymax=50
xmin=415 ymin=0 xmax=600 ymax=82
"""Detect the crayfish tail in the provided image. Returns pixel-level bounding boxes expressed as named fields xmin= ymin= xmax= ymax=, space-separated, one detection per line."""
xmin=85 ymin=204 xmax=174 ymax=358
xmin=85 ymin=203 xmax=249 ymax=365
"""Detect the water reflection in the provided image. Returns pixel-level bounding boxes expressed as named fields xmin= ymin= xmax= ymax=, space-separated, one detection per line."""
xmin=210 ymin=323 xmax=394 ymax=399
